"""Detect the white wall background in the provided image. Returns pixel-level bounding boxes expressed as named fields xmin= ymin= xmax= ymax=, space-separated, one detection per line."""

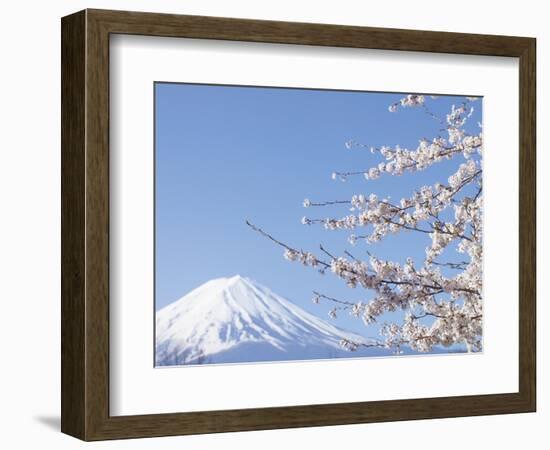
xmin=0 ymin=1 xmax=545 ymax=448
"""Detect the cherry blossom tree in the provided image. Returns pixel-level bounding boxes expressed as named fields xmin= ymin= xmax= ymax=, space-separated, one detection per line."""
xmin=248 ymin=94 xmax=483 ymax=354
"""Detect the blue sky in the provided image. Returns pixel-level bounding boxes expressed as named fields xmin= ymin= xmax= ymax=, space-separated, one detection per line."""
xmin=155 ymin=83 xmax=482 ymax=339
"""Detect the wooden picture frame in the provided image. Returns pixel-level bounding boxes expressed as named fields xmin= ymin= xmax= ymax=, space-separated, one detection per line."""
xmin=61 ymin=8 xmax=536 ymax=441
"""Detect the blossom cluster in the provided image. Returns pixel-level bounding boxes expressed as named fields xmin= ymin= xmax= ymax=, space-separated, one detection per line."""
xmin=283 ymin=248 xmax=318 ymax=267
xmin=307 ymin=96 xmax=483 ymax=352
xmin=296 ymin=248 xmax=483 ymax=352
xmin=388 ymin=94 xmax=426 ymax=112
xmin=302 ymin=161 xmax=481 ymax=253
xmin=338 ymin=132 xmax=482 ymax=182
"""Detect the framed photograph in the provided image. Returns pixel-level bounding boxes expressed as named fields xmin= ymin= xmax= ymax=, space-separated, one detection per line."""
xmin=61 ymin=9 xmax=536 ymax=440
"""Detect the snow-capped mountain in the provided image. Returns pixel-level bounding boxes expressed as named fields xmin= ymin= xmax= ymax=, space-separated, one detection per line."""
xmin=155 ymin=275 xmax=387 ymax=366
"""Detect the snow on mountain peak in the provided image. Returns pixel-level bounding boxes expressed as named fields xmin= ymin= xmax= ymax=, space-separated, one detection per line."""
xmin=156 ymin=275 xmax=384 ymax=366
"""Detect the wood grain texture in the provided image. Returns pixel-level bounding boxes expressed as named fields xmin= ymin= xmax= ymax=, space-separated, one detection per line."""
xmin=518 ymin=38 xmax=536 ymax=409
xmin=61 ymin=8 xmax=536 ymax=441
xmin=61 ymin=10 xmax=86 ymax=439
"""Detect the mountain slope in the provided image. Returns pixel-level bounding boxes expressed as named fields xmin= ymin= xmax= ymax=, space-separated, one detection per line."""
xmin=156 ymin=275 xmax=387 ymax=366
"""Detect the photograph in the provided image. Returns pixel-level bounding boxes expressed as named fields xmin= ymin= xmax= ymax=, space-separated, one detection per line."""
xmin=154 ymin=83 xmax=484 ymax=367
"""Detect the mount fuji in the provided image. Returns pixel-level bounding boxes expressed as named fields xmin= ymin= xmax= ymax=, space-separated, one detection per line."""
xmin=155 ymin=275 xmax=388 ymax=366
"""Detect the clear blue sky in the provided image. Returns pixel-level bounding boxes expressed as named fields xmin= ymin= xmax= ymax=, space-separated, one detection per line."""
xmin=155 ymin=82 xmax=481 ymax=339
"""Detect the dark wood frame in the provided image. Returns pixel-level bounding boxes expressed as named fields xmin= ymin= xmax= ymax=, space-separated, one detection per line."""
xmin=61 ymin=8 xmax=536 ymax=441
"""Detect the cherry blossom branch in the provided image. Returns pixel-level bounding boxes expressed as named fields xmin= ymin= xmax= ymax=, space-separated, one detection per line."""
xmin=246 ymin=95 xmax=483 ymax=354
xmin=431 ymin=260 xmax=470 ymax=270
xmin=245 ymin=221 xmax=481 ymax=297
xmin=312 ymin=291 xmax=355 ymax=306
